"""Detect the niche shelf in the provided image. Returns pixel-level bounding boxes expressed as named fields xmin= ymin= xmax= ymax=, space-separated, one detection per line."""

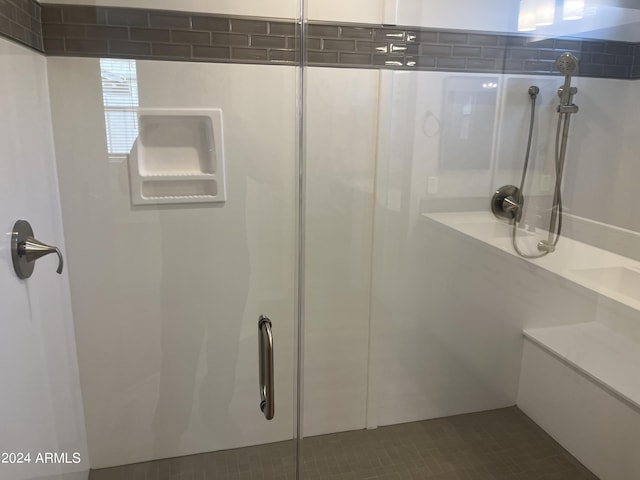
xmin=128 ymin=108 xmax=226 ymax=205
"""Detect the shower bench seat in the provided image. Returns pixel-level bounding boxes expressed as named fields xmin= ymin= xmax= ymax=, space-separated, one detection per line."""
xmin=523 ymin=321 xmax=640 ymax=410
xmin=518 ymin=322 xmax=640 ymax=480
xmin=420 ymin=210 xmax=640 ymax=478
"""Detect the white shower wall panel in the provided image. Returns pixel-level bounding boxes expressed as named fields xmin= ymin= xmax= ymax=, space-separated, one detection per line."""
xmin=0 ymin=38 xmax=89 ymax=480
xmin=562 ymin=77 xmax=640 ymax=232
xmin=47 ymin=59 xmax=298 ymax=468
xmin=303 ymin=67 xmax=379 ymax=437
xmin=368 ymin=70 xmax=640 ymax=427
xmin=40 ymin=0 xmax=385 ymax=24
xmin=391 ymin=0 xmax=640 ymax=41
xmin=47 ymin=58 xmax=379 ymax=469
xmin=40 ymin=0 xmax=300 ymax=21
xmin=308 ymin=0 xmax=383 ymax=24
xmin=390 ymin=0 xmax=515 ymax=32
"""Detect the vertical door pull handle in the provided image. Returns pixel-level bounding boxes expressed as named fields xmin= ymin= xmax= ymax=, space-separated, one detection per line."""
xmin=258 ymin=315 xmax=274 ymax=420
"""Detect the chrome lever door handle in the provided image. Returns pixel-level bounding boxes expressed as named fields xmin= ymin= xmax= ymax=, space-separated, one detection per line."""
xmin=258 ymin=315 xmax=274 ymax=420
xmin=11 ymin=220 xmax=64 ymax=279
xmin=20 ymin=237 xmax=64 ymax=274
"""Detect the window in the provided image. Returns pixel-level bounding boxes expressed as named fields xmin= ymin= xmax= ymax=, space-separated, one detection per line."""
xmin=99 ymin=58 xmax=139 ymax=157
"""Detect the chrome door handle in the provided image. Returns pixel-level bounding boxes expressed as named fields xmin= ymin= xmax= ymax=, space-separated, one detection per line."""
xmin=11 ymin=220 xmax=64 ymax=279
xmin=258 ymin=315 xmax=274 ymax=420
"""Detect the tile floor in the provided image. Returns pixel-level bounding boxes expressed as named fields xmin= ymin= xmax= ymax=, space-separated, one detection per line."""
xmin=90 ymin=407 xmax=598 ymax=480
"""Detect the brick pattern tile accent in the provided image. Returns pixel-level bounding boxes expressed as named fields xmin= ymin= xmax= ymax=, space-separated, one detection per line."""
xmin=35 ymin=4 xmax=640 ymax=79
xmin=0 ymin=0 xmax=42 ymax=52
xmin=306 ymin=24 xmax=637 ymax=79
xmin=633 ymin=44 xmax=640 ymax=79
xmin=41 ymin=4 xmax=298 ymax=64
xmin=88 ymin=407 xmax=597 ymax=480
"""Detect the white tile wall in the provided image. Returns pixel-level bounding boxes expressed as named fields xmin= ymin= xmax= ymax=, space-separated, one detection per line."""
xmin=0 ymin=38 xmax=89 ymax=480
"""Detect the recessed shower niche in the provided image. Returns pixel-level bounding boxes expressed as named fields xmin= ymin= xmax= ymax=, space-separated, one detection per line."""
xmin=128 ymin=109 xmax=226 ymax=205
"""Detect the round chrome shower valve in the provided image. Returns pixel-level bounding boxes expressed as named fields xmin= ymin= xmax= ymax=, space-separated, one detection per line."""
xmin=491 ymin=185 xmax=522 ymax=222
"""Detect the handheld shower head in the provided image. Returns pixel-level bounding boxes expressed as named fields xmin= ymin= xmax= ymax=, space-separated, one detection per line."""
xmin=556 ymin=52 xmax=578 ymax=76
xmin=556 ymin=53 xmax=579 ymax=106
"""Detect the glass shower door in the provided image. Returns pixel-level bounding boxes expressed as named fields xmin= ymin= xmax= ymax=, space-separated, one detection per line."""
xmin=18 ymin=4 xmax=302 ymax=478
xmin=49 ymin=58 xmax=299 ymax=476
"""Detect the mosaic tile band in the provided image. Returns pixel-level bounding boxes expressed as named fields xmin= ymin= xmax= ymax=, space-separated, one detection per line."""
xmin=1 ymin=2 xmax=639 ymax=79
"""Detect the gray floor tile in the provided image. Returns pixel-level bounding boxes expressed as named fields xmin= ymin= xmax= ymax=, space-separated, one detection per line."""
xmin=90 ymin=407 xmax=598 ymax=479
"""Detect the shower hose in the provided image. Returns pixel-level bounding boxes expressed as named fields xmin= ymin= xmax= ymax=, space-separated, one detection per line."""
xmin=512 ymin=91 xmax=567 ymax=258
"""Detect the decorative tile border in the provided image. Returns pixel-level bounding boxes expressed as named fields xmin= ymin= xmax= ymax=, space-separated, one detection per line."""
xmin=306 ymin=23 xmax=636 ymax=79
xmin=41 ymin=4 xmax=298 ymax=64
xmin=0 ymin=0 xmax=43 ymax=52
xmin=633 ymin=44 xmax=640 ymax=79
xmin=0 ymin=3 xmax=633 ymax=79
